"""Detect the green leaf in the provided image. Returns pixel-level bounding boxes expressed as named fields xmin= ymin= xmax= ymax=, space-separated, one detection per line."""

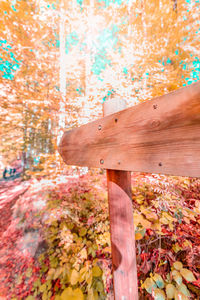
xmin=92 ymin=266 xmax=102 ymax=277
xmin=143 ymin=277 xmax=157 ymax=294
xmin=166 ymin=284 xmax=176 ymax=299
xmin=152 ymin=273 xmax=165 ymax=289
xmin=173 ymin=261 xmax=183 ymax=270
xmin=180 ymin=268 xmax=196 ymax=282
xmin=96 ymin=280 xmax=104 ymax=292
xmin=152 ymin=288 xmax=166 ymax=300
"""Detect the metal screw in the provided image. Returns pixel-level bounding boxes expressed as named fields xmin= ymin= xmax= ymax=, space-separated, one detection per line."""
xmin=98 ymin=125 xmax=102 ymax=130
xmin=100 ymin=159 xmax=104 ymax=164
xmin=153 ymin=104 xmax=158 ymax=109
xmin=159 ymin=162 xmax=162 ymax=166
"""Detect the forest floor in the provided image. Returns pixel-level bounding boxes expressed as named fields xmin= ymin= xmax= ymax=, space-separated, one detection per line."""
xmin=0 ymin=172 xmax=200 ymax=300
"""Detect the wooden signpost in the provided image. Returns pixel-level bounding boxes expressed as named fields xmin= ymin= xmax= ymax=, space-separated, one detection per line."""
xmin=58 ymin=81 xmax=200 ymax=299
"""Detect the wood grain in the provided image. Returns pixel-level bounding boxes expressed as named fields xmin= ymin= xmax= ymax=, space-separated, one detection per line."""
xmin=58 ymin=81 xmax=200 ymax=177
xmin=104 ymin=99 xmax=138 ymax=300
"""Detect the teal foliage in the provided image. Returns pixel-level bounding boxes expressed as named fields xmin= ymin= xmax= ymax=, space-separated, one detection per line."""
xmin=76 ymin=87 xmax=83 ymax=95
xmin=77 ymin=0 xmax=84 ymax=6
xmin=123 ymin=67 xmax=128 ymax=75
xmin=166 ymin=58 xmax=172 ymax=64
xmin=11 ymin=5 xmax=17 ymax=11
xmin=181 ymin=57 xmax=200 ymax=86
xmin=98 ymin=0 xmax=123 ymax=7
xmin=92 ymin=50 xmax=111 ymax=75
xmin=102 ymin=88 xmax=115 ymax=102
xmin=98 ymin=25 xmax=119 ymax=51
xmin=0 ymin=40 xmax=20 ymax=80
xmin=92 ymin=25 xmax=119 ymax=76
xmin=65 ymin=32 xmax=79 ymax=54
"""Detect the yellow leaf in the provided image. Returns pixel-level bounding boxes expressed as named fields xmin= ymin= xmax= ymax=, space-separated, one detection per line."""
xmin=143 ymin=277 xmax=157 ymax=294
xmin=180 ymin=268 xmax=196 ymax=282
xmin=61 ymin=287 xmax=84 ymax=300
xmin=151 ymin=221 xmax=162 ymax=232
xmin=173 ymin=261 xmax=183 ymax=271
xmin=136 ymin=195 xmax=144 ymax=204
xmin=178 ymin=283 xmax=190 ymax=297
xmin=172 ymin=243 xmax=182 ymax=253
xmin=25 ymin=296 xmax=35 ymax=300
xmin=171 ymin=270 xmax=182 ymax=285
xmin=86 ymin=270 xmax=93 ymax=285
xmin=152 ymin=273 xmax=164 ymax=289
xmin=135 ymin=232 xmax=143 ymax=240
xmin=92 ymin=266 xmax=102 ymax=277
xmin=79 ymin=248 xmax=87 ymax=260
xmin=160 ymin=217 xmax=169 ymax=225
xmin=146 ymin=212 xmax=158 ymax=222
xmin=70 ymin=269 xmax=79 ymax=285
xmin=174 ymin=290 xmax=189 ymax=300
xmin=152 ymin=288 xmax=166 ymax=300
xmin=135 ymin=228 xmax=146 ymax=240
xmin=79 ymin=267 xmax=87 ymax=282
xmin=87 ymin=287 xmax=95 ymax=300
xmin=182 ymin=240 xmax=192 ymax=249
xmin=79 ymin=228 xmax=87 ymax=237
xmin=166 ymin=284 xmax=176 ymax=299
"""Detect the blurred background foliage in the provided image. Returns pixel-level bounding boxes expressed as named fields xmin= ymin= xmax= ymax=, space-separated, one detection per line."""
xmin=0 ymin=0 xmax=199 ymax=176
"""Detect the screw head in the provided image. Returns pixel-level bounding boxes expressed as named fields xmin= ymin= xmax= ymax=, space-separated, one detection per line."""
xmin=159 ymin=162 xmax=162 ymax=166
xmin=98 ymin=125 xmax=102 ymax=130
xmin=100 ymin=159 xmax=104 ymax=164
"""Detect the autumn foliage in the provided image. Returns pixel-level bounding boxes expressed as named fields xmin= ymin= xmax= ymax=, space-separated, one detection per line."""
xmin=0 ymin=0 xmax=200 ymax=299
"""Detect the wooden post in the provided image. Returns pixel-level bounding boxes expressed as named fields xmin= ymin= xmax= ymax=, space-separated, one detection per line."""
xmin=103 ymin=98 xmax=138 ymax=300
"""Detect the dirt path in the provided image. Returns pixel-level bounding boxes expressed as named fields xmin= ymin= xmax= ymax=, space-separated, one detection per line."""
xmin=0 ymin=180 xmax=31 ymax=298
xmin=0 ymin=180 xmax=30 ymax=237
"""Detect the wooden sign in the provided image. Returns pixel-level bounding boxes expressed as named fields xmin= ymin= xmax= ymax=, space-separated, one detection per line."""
xmin=58 ymin=81 xmax=200 ymax=178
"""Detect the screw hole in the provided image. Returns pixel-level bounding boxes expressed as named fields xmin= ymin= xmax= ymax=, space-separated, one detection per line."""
xmin=115 ymin=118 xmax=118 ymax=123
xmin=153 ymin=104 xmax=158 ymax=109
xmin=118 ymin=161 xmax=121 ymax=165
xmin=159 ymin=162 xmax=162 ymax=166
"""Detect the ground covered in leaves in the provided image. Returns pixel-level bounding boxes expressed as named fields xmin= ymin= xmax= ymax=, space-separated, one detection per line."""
xmin=0 ymin=171 xmax=200 ymax=300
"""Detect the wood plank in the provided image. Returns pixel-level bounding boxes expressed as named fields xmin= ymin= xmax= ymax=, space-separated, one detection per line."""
xmin=104 ymin=99 xmax=138 ymax=300
xmin=58 ymin=81 xmax=200 ymax=177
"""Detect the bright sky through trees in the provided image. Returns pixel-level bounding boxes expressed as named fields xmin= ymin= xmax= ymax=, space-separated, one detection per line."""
xmin=0 ymin=0 xmax=199 ymax=171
